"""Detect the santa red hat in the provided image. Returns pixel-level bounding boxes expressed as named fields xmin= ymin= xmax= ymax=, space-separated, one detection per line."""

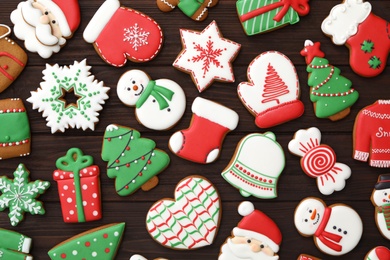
xmin=233 ymin=201 xmax=282 ymax=253
xmin=36 ymin=0 xmax=80 ymax=37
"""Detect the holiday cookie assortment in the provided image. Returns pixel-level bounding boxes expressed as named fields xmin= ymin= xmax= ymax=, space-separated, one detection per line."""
xmin=0 ymin=0 xmax=389 ymax=259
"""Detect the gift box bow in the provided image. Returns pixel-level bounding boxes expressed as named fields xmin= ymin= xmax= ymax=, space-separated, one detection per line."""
xmin=240 ymin=0 xmax=310 ymax=23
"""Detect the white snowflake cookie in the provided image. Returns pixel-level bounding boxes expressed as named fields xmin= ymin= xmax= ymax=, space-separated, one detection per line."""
xmin=27 ymin=59 xmax=109 ymax=133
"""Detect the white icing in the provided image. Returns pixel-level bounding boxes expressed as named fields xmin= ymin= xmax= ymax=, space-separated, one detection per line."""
xmin=294 ymin=198 xmax=326 ymax=236
xmin=238 ymin=51 xmax=300 ymax=115
xmin=0 ymin=24 xmax=11 ymax=40
xmin=173 ymin=20 xmax=241 ymax=92
xmin=38 ymin=0 xmax=72 ymax=37
xmin=288 ymin=127 xmax=321 ymax=157
xmin=129 ymin=255 xmax=148 ymax=260
xmin=372 ymin=188 xmax=390 ymax=240
xmin=321 ymin=0 xmax=372 ymax=45
xmin=83 ymin=0 xmax=120 ymax=43
xmin=117 ymin=70 xmax=186 ymax=130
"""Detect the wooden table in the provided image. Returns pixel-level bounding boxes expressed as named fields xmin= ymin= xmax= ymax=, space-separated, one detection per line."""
xmin=0 ymin=0 xmax=389 ymax=259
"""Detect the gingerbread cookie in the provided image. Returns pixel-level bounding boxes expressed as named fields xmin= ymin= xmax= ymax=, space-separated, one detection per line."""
xmin=0 ymin=98 xmax=31 ymax=160
xmin=365 ymin=246 xmax=390 ymax=260
xmin=83 ymin=0 xmax=163 ymax=67
xmin=10 ymin=0 xmax=80 ymax=59
xmin=48 ymin=222 xmax=125 ymax=259
xmin=157 ymin=0 xmax=218 ymax=21
xmin=321 ymin=0 xmax=389 ymax=77
xmin=146 ymin=176 xmax=221 ymax=250
xmin=221 ymin=132 xmax=285 ymax=199
xmin=116 ymin=69 xmax=186 ymax=130
xmin=0 ymin=228 xmax=32 ymax=260
xmin=371 ymin=174 xmax=390 ymax=240
xmin=0 ymin=163 xmax=50 ymax=226
xmin=27 ymin=59 xmax=109 ymax=133
xmin=0 ymin=24 xmax=27 ymax=93
xmin=297 ymin=254 xmax=321 ymax=260
xmin=294 ymin=197 xmax=363 ymax=256
xmin=53 ymin=148 xmax=102 ymax=223
xmin=219 ymin=201 xmax=282 ymax=259
xmin=238 ymin=51 xmax=304 ymax=128
xmin=169 ymin=97 xmax=239 ymax=164
xmin=301 ymin=40 xmax=359 ymax=121
xmin=288 ymin=127 xmax=351 ymax=195
xmin=173 ymin=20 xmax=241 ymax=93
xmin=237 ymin=0 xmax=310 ymax=36
xmin=102 ymin=124 xmax=170 ymax=196
xmin=353 ymin=100 xmax=390 ymax=168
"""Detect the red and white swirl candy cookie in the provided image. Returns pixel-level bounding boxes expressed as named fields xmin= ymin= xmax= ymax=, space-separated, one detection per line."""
xmin=288 ymin=127 xmax=351 ymax=195
xmin=365 ymin=246 xmax=390 ymax=260
xmin=238 ymin=51 xmax=304 ymax=128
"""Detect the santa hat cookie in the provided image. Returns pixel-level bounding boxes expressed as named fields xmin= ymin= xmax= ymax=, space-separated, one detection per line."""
xmin=322 ymin=0 xmax=389 ymax=77
xmin=364 ymin=246 xmax=390 ymax=260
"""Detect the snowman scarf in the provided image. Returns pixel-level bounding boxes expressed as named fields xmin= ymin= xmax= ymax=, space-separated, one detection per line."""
xmin=378 ymin=203 xmax=390 ymax=230
xmin=136 ymin=80 xmax=174 ymax=110
xmin=314 ymin=207 xmax=343 ymax=252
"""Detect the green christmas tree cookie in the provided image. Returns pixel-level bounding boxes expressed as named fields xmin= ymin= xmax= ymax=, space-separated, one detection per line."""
xmin=0 ymin=163 xmax=50 ymax=226
xmin=48 ymin=223 xmax=125 ymax=259
xmin=301 ymin=40 xmax=359 ymax=120
xmin=101 ymin=124 xmax=170 ymax=196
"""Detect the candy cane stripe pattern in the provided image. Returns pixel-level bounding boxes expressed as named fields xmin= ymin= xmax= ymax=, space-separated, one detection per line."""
xmin=288 ymin=127 xmax=351 ymax=195
xmin=146 ymin=176 xmax=220 ymax=249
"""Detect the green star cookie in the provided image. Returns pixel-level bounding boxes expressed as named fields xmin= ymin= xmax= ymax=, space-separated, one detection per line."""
xmin=0 ymin=163 xmax=50 ymax=226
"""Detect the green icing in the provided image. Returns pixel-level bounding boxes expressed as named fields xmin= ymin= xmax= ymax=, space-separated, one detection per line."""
xmin=369 ymin=56 xmax=382 ymax=69
xmin=237 ymin=0 xmax=299 ymax=36
xmin=361 ymin=40 xmax=374 ymax=53
xmin=48 ymin=223 xmax=125 ymax=259
xmin=307 ymin=57 xmax=359 ymax=118
xmin=0 ymin=112 xmax=30 ymax=143
xmin=178 ymin=0 xmax=204 ymax=17
xmin=102 ymin=125 xmax=170 ymax=196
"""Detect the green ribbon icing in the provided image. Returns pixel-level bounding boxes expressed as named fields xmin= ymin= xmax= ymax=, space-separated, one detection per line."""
xmin=178 ymin=0 xmax=204 ymax=17
xmin=0 ymin=112 xmax=30 ymax=143
xmin=56 ymin=148 xmax=93 ymax=222
xmin=136 ymin=80 xmax=174 ymax=110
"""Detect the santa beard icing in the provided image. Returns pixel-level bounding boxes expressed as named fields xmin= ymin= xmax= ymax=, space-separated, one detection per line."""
xmin=219 ymin=238 xmax=279 ymax=260
xmin=11 ymin=1 xmax=66 ymax=58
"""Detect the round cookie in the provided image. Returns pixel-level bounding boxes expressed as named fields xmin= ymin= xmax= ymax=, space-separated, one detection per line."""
xmin=364 ymin=246 xmax=390 ymax=260
xmin=116 ymin=69 xmax=186 ymax=131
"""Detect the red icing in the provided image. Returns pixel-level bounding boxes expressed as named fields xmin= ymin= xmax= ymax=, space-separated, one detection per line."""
xmin=94 ymin=7 xmax=163 ymax=67
xmin=52 ymin=0 xmax=80 ymax=34
xmin=61 ymin=253 xmax=66 ymax=258
xmin=0 ymin=51 xmax=25 ymax=80
xmin=300 ymin=41 xmax=325 ymax=64
xmin=375 ymin=246 xmax=390 ymax=259
xmin=85 ymin=241 xmax=90 ymax=247
xmin=262 ymin=63 xmax=290 ymax=104
xmin=105 ymin=248 xmax=110 ymax=253
xmin=314 ymin=207 xmax=343 ymax=252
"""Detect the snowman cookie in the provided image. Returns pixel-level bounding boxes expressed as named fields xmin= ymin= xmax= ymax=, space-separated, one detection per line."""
xmin=365 ymin=246 xmax=390 ymax=260
xmin=371 ymin=174 xmax=390 ymax=240
xmin=221 ymin=132 xmax=285 ymax=199
xmin=288 ymin=127 xmax=351 ymax=195
xmin=117 ymin=69 xmax=186 ymax=131
xmin=238 ymin=51 xmax=304 ymax=128
xmin=294 ymin=197 xmax=363 ymax=256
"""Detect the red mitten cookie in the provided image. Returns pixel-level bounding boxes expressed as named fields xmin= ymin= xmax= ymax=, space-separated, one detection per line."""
xmin=84 ymin=0 xmax=163 ymax=67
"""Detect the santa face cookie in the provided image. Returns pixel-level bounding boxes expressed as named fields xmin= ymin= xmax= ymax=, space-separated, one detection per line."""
xmin=48 ymin=223 xmax=125 ymax=259
xmin=353 ymin=100 xmax=390 ymax=168
xmin=288 ymin=127 xmax=351 ymax=195
xmin=0 ymin=98 xmax=31 ymax=160
xmin=10 ymin=0 xmax=80 ymax=59
xmin=83 ymin=0 xmax=163 ymax=67
xmin=371 ymin=174 xmax=390 ymax=240
xmin=117 ymin=70 xmax=186 ymax=131
xmin=169 ymin=97 xmax=239 ymax=164
xmin=238 ymin=51 xmax=304 ymax=128
xmin=146 ymin=176 xmax=221 ymax=250
xmin=321 ymin=0 xmax=389 ymax=77
xmin=102 ymin=124 xmax=170 ymax=196
xmin=221 ymin=132 xmax=285 ymax=199
xmin=157 ymin=0 xmax=218 ymax=21
xmin=27 ymin=59 xmax=109 ymax=133
xmin=0 ymin=24 xmax=27 ymax=93
xmin=301 ymin=40 xmax=359 ymax=121
xmin=365 ymin=246 xmax=390 ymax=260
xmin=294 ymin=197 xmax=363 ymax=256
xmin=219 ymin=201 xmax=282 ymax=260
xmin=0 ymin=228 xmax=32 ymax=260
xmin=173 ymin=20 xmax=241 ymax=93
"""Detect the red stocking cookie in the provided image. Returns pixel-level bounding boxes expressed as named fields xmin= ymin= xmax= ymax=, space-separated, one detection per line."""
xmin=365 ymin=246 xmax=390 ymax=260
xmin=322 ymin=0 xmax=389 ymax=77
xmin=169 ymin=97 xmax=239 ymax=164
xmin=84 ymin=0 xmax=163 ymax=67
xmin=238 ymin=51 xmax=304 ymax=128
xmin=157 ymin=0 xmax=218 ymax=21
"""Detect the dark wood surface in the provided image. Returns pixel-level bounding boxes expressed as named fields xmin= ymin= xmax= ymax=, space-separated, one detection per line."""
xmin=0 ymin=0 xmax=389 ymax=259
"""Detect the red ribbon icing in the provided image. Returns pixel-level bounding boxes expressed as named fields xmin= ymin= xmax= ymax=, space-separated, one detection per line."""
xmin=314 ymin=207 xmax=343 ymax=252
xmin=240 ymin=0 xmax=310 ymax=23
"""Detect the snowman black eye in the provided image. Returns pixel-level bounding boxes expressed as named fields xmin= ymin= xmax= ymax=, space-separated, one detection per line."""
xmin=152 ymin=99 xmax=156 ymax=103
xmin=246 ymin=239 xmax=251 ymax=244
xmin=385 ymin=192 xmax=388 ymax=196
xmin=126 ymin=87 xmax=131 ymax=91
xmin=167 ymin=108 xmax=171 ymax=112
xmin=309 ymin=210 xmax=312 ymax=213
xmin=304 ymin=219 xmax=308 ymax=222
xmin=132 ymin=80 xmax=136 ymax=84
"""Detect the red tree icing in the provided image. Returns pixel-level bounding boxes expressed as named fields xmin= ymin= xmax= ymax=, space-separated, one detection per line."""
xmin=262 ymin=63 xmax=290 ymax=104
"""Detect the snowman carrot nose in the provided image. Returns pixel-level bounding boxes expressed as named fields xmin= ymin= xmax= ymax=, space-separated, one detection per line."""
xmin=310 ymin=209 xmax=317 ymax=220
xmin=133 ymin=85 xmax=139 ymax=91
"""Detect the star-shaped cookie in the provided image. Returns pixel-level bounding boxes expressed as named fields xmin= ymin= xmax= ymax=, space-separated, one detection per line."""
xmin=173 ymin=20 xmax=241 ymax=92
xmin=0 ymin=164 xmax=50 ymax=226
